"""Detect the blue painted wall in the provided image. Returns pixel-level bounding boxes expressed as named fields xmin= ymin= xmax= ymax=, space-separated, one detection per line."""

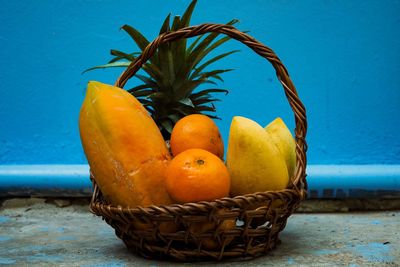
xmin=0 ymin=0 xmax=399 ymax=165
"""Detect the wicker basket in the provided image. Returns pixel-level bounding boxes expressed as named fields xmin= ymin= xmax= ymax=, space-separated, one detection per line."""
xmin=89 ymin=23 xmax=308 ymax=262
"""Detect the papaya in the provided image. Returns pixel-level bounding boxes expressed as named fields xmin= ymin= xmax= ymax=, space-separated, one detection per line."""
xmin=79 ymin=81 xmax=173 ymax=208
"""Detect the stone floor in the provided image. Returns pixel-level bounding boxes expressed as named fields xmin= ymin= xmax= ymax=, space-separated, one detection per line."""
xmin=0 ymin=198 xmax=399 ymax=266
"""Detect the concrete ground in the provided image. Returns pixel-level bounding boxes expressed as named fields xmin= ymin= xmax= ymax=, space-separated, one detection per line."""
xmin=0 ymin=198 xmax=399 ymax=266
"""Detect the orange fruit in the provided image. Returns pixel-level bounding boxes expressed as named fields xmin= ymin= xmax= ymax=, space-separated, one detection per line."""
xmin=170 ymin=114 xmax=224 ymax=158
xmin=165 ymin=148 xmax=230 ymax=203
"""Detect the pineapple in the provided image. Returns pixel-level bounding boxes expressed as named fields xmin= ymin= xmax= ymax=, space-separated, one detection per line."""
xmin=85 ymin=0 xmax=238 ymax=139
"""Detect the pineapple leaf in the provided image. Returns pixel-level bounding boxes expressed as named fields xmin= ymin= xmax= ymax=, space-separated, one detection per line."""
xmin=179 ymin=78 xmax=218 ymax=98
xmin=189 ymin=34 xmax=220 ymax=65
xmin=171 ymin=15 xmax=181 ymax=31
xmin=121 ymin=24 xmax=150 ymax=51
xmin=188 ymin=35 xmax=203 ymax=52
xmin=127 ymin=84 xmax=155 ymax=93
xmin=82 ymin=61 xmax=131 ymax=74
xmin=157 ymin=17 xmax=178 ymax=86
xmin=160 ymin=119 xmax=174 ymax=134
xmin=135 ymin=74 xmax=159 ymax=88
xmin=121 ymin=24 xmax=159 ymax=65
xmin=189 ymin=19 xmax=238 ymax=61
xmin=157 ymin=43 xmax=171 ymax=84
xmin=171 ymin=16 xmax=187 ymax=78
xmin=167 ymin=114 xmax=181 ymax=123
xmin=171 ymin=0 xmax=196 ymax=75
xmin=131 ymin=89 xmax=154 ymax=97
xmin=191 ymin=50 xmax=239 ymax=78
xmin=139 ymin=99 xmax=155 ymax=113
xmin=150 ymin=92 xmax=169 ymax=102
xmin=167 ymin=50 xmax=176 ymax=85
xmin=196 ymin=105 xmax=216 ymax=112
xmin=180 ymin=0 xmax=197 ymax=28
xmin=196 ymin=69 xmax=234 ymax=80
xmin=182 ymin=19 xmax=239 ymax=78
xmin=210 ymin=74 xmax=224 ymax=82
xmin=190 ymin=88 xmax=229 ymax=98
xmin=192 ymin=97 xmax=221 ymax=105
xmin=109 ymin=49 xmax=137 ymax=61
xmin=159 ymin=13 xmax=171 ymax=34
xmin=142 ymin=63 xmax=164 ymax=84
xmin=173 ymin=105 xmax=196 ymax=116
xmin=191 ymin=35 xmax=233 ymax=69
xmin=178 ymin=98 xmax=195 ymax=107
xmin=205 ymin=114 xmax=222 ymax=120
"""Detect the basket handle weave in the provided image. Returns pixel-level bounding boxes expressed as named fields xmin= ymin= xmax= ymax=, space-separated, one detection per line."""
xmin=114 ymin=23 xmax=308 ymax=198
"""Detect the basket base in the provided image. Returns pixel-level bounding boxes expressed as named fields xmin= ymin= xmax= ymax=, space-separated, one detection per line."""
xmin=111 ymin=220 xmax=284 ymax=262
xmin=121 ymin=235 xmax=282 ymax=262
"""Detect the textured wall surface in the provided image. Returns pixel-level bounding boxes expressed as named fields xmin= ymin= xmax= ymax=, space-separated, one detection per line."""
xmin=0 ymin=0 xmax=399 ymax=164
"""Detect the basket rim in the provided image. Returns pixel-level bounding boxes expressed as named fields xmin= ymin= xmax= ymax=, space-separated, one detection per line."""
xmin=89 ymin=173 xmax=304 ymax=217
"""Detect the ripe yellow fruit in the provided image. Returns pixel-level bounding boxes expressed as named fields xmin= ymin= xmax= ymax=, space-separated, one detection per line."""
xmin=226 ymin=116 xmax=289 ymax=196
xmin=79 ymin=81 xmax=173 ymax=208
xmin=265 ymin=117 xmax=297 ymax=179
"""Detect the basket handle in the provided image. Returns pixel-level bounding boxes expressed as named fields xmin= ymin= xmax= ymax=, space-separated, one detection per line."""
xmin=115 ymin=23 xmax=308 ymax=199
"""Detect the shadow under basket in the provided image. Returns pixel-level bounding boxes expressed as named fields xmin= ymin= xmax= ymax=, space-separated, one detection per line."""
xmin=89 ymin=23 xmax=308 ymax=262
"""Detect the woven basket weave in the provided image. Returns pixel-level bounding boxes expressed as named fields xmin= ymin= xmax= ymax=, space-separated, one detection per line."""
xmin=89 ymin=23 xmax=308 ymax=262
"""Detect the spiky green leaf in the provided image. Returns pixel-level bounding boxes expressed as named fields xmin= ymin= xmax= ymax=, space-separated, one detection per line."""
xmin=131 ymin=89 xmax=154 ymax=97
xmin=108 ymin=50 xmax=140 ymax=63
xmin=173 ymin=105 xmax=196 ymax=116
xmin=135 ymin=74 xmax=158 ymax=87
xmin=178 ymin=78 xmax=218 ymax=99
xmin=192 ymin=97 xmax=221 ymax=105
xmin=205 ymin=114 xmax=222 ymax=120
xmin=191 ymin=50 xmax=239 ymax=78
xmin=180 ymin=0 xmax=197 ymax=28
xmin=197 ymin=69 xmax=234 ymax=80
xmin=191 ymin=36 xmax=233 ymax=70
xmin=196 ymin=105 xmax=216 ymax=112
xmin=188 ymin=35 xmax=203 ymax=52
xmin=150 ymin=92 xmax=169 ymax=102
xmin=180 ymin=19 xmax=239 ymax=78
xmin=190 ymin=88 xmax=229 ymax=98
xmin=121 ymin=24 xmax=150 ymax=51
xmin=189 ymin=19 xmax=238 ymax=63
xmin=82 ymin=61 xmax=131 ymax=74
xmin=142 ymin=63 xmax=164 ymax=84
xmin=171 ymin=15 xmax=181 ymax=31
xmin=171 ymin=16 xmax=187 ymax=77
xmin=159 ymin=13 xmax=171 ymax=34
xmin=179 ymin=98 xmax=195 ymax=107
xmin=121 ymin=24 xmax=159 ymax=65
xmin=209 ymin=74 xmax=224 ymax=82
xmin=167 ymin=114 xmax=181 ymax=123
xmin=160 ymin=119 xmax=173 ymax=134
xmin=127 ymin=84 xmax=155 ymax=93
xmin=110 ymin=49 xmax=136 ymax=61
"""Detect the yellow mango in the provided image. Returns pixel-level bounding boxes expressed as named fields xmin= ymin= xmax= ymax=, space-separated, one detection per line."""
xmin=265 ymin=117 xmax=296 ymax=179
xmin=226 ymin=116 xmax=289 ymax=196
xmin=79 ymin=81 xmax=173 ymax=208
